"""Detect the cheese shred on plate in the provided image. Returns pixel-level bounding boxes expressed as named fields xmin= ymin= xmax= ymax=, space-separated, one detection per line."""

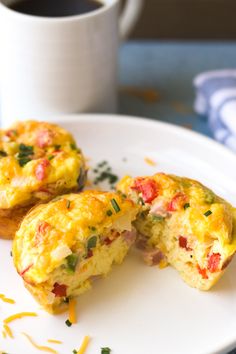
xmin=22 ymin=332 xmax=58 ymax=354
xmin=3 ymin=324 xmax=13 ymax=338
xmin=68 ymin=298 xmax=77 ymax=324
xmin=0 ymin=293 xmax=15 ymax=304
xmin=4 ymin=312 xmax=37 ymax=324
xmin=77 ymin=336 xmax=90 ymax=354
xmin=47 ymin=339 xmax=62 ymax=344
xmin=144 ymin=157 xmax=157 ymax=166
xmin=2 ymin=330 xmax=6 ymax=339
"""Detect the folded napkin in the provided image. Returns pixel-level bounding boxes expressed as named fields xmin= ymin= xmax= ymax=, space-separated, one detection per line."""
xmin=194 ymin=69 xmax=236 ymax=152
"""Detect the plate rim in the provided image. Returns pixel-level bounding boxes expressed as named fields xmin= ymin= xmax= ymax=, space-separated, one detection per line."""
xmin=57 ymin=113 xmax=236 ymax=166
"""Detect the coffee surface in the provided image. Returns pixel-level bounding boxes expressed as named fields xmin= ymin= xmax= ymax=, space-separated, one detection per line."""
xmin=9 ymin=0 xmax=103 ymax=17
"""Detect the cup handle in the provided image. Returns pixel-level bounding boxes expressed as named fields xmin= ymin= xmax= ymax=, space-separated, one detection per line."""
xmin=119 ymin=0 xmax=144 ymax=39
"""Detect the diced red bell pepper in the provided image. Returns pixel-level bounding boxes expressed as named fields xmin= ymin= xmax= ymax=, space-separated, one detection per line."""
xmin=131 ymin=178 xmax=158 ymax=203
xmin=52 ymin=283 xmax=67 ymax=297
xmin=19 ymin=263 xmax=33 ymax=277
xmin=167 ymin=192 xmax=188 ymax=212
xmin=34 ymin=221 xmax=50 ymax=245
xmin=178 ymin=236 xmax=192 ymax=251
xmin=6 ymin=129 xmax=17 ymax=139
xmin=207 ymin=253 xmax=221 ymax=273
xmin=35 ymin=159 xmax=50 ymax=181
xmin=104 ymin=237 xmax=113 ymax=246
xmin=197 ymin=264 xmax=208 ymax=279
xmin=37 ymin=221 xmax=50 ymax=235
xmin=87 ymin=249 xmax=93 ymax=258
xmin=37 ymin=129 xmax=53 ymax=148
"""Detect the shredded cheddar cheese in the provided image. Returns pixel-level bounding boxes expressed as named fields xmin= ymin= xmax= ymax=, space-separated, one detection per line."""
xmin=158 ymin=259 xmax=169 ymax=269
xmin=3 ymin=324 xmax=13 ymax=338
xmin=47 ymin=339 xmax=62 ymax=344
xmin=4 ymin=312 xmax=37 ymax=324
xmin=22 ymin=332 xmax=58 ymax=354
xmin=77 ymin=336 xmax=90 ymax=354
xmin=0 ymin=293 xmax=15 ymax=304
xmin=68 ymin=298 xmax=77 ymax=324
xmin=144 ymin=157 xmax=157 ymax=167
xmin=2 ymin=330 xmax=6 ymax=339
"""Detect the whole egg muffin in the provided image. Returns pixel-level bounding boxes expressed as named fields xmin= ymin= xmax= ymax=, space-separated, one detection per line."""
xmin=13 ymin=190 xmax=139 ymax=313
xmin=117 ymin=173 xmax=236 ymax=290
xmin=0 ymin=120 xmax=86 ymax=239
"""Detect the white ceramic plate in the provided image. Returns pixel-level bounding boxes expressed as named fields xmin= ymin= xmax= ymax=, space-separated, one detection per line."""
xmin=1 ymin=114 xmax=236 ymax=354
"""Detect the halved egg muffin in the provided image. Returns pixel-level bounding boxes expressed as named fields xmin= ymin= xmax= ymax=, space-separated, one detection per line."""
xmin=117 ymin=173 xmax=236 ymax=290
xmin=13 ymin=191 xmax=139 ymax=313
xmin=0 ymin=120 xmax=86 ymax=239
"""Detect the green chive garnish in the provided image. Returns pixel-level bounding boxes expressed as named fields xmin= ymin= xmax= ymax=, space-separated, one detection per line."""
xmin=87 ymin=236 xmax=97 ymax=249
xmin=19 ymin=143 xmax=33 ymax=153
xmin=89 ymin=226 xmax=96 ymax=232
xmin=65 ymin=319 xmax=72 ymax=327
xmin=18 ymin=157 xmax=32 ymax=166
xmin=73 ymin=350 xmax=77 ymax=354
xmin=70 ymin=143 xmax=77 ymax=150
xmin=138 ymin=197 xmax=145 ymax=206
xmin=17 ymin=144 xmax=34 ymax=166
xmin=152 ymin=215 xmax=164 ymax=221
xmin=48 ymin=155 xmax=54 ymax=161
xmin=111 ymin=198 xmax=120 ymax=213
xmin=66 ymin=200 xmax=71 ymax=209
xmin=184 ymin=203 xmax=190 ymax=210
xmin=204 ymin=210 xmax=212 ymax=217
xmin=66 ymin=253 xmax=79 ymax=273
xmin=54 ymin=144 xmax=61 ymax=150
xmin=101 ymin=348 xmax=111 ymax=354
xmin=106 ymin=210 xmax=113 ymax=216
xmin=63 ymin=297 xmax=69 ymax=303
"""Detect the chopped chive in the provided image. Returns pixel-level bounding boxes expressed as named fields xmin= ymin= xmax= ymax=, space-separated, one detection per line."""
xmin=93 ymin=169 xmax=98 ymax=173
xmin=18 ymin=157 xmax=32 ymax=166
xmin=138 ymin=197 xmax=145 ymax=206
xmin=87 ymin=236 xmax=97 ymax=249
xmin=65 ymin=319 xmax=72 ymax=327
xmin=0 ymin=150 xmax=7 ymax=157
xmin=19 ymin=143 xmax=33 ymax=152
xmin=48 ymin=155 xmax=55 ymax=161
xmin=73 ymin=350 xmax=77 ymax=354
xmin=70 ymin=143 xmax=77 ymax=150
xmin=204 ymin=210 xmax=212 ymax=217
xmin=89 ymin=226 xmax=96 ymax=232
xmin=63 ymin=297 xmax=70 ymax=303
xmin=66 ymin=200 xmax=71 ymax=209
xmin=101 ymin=348 xmax=111 ymax=354
xmin=152 ymin=215 xmax=164 ymax=221
xmin=111 ymin=198 xmax=120 ymax=213
xmin=184 ymin=203 xmax=190 ymax=210
xmin=106 ymin=210 xmax=113 ymax=216
xmin=10 ymin=251 xmax=12 ymax=257
xmin=54 ymin=144 xmax=61 ymax=150
xmin=17 ymin=144 xmax=34 ymax=166
xmin=66 ymin=253 xmax=79 ymax=273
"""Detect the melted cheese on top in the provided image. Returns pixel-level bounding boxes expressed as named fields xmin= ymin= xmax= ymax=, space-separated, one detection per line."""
xmin=13 ymin=191 xmax=139 ymax=284
xmin=117 ymin=173 xmax=236 ymax=257
xmin=0 ymin=121 xmax=85 ymax=209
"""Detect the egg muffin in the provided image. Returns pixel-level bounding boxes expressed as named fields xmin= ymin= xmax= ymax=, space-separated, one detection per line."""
xmin=117 ymin=173 xmax=236 ymax=290
xmin=0 ymin=120 xmax=86 ymax=239
xmin=13 ymin=191 xmax=139 ymax=313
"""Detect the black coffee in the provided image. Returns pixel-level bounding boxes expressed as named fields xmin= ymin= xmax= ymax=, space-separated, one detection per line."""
xmin=9 ymin=0 xmax=103 ymax=17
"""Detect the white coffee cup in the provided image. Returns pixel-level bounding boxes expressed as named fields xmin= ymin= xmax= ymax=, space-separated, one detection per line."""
xmin=0 ymin=0 xmax=143 ymax=127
